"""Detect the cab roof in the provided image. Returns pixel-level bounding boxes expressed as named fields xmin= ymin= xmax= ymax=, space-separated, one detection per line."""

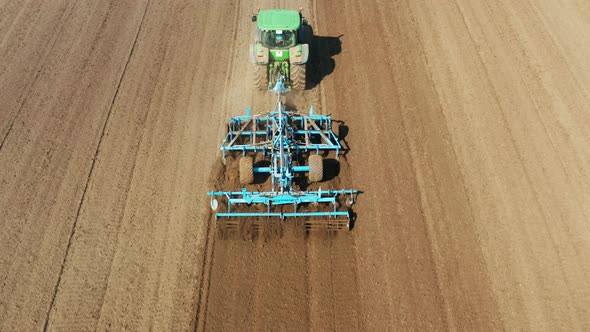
xmin=257 ymin=10 xmax=300 ymax=31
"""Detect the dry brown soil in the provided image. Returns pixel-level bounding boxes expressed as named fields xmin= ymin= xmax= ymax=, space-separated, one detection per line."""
xmin=1 ymin=0 xmax=590 ymax=330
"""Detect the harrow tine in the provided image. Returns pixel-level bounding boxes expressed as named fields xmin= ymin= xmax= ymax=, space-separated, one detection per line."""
xmin=215 ymin=218 xmax=349 ymax=239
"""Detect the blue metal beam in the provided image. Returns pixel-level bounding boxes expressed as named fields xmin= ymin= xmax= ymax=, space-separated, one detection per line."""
xmin=215 ymin=211 xmax=350 ymax=219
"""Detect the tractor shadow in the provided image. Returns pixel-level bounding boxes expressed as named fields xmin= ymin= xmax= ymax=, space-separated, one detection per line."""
xmin=306 ymin=34 xmax=343 ymax=89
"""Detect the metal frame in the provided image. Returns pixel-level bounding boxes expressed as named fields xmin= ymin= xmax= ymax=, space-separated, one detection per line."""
xmin=220 ymin=104 xmax=342 ymax=160
xmin=208 ymin=188 xmax=356 ymax=220
xmin=208 ymin=77 xmax=358 ymax=225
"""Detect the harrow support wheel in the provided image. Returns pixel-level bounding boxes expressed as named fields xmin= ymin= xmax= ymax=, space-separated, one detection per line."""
xmin=308 ymin=154 xmax=323 ymax=182
xmin=290 ymin=63 xmax=306 ymax=90
xmin=239 ymin=156 xmax=254 ymax=185
xmin=252 ymin=63 xmax=267 ymax=90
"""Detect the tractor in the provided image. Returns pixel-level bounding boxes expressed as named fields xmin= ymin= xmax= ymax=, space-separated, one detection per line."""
xmin=250 ymin=9 xmax=312 ymax=91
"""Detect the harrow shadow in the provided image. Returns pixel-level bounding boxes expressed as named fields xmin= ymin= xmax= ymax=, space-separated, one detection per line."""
xmin=332 ymin=120 xmax=351 ymax=158
xmin=323 ymin=158 xmax=340 ymax=181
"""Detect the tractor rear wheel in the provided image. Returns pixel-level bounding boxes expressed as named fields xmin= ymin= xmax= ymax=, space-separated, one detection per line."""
xmin=290 ymin=63 xmax=306 ymax=90
xmin=252 ymin=63 xmax=267 ymax=90
xmin=239 ymin=156 xmax=254 ymax=185
xmin=308 ymin=154 xmax=323 ymax=182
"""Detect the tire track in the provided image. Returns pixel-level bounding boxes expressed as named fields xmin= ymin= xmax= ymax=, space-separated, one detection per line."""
xmin=0 ymin=0 xmax=78 ymax=153
xmin=42 ymin=1 xmax=150 ymax=329
xmin=0 ymin=1 xmax=79 ymax=287
xmin=314 ymin=0 xmax=453 ymax=328
xmin=329 ymin=235 xmax=364 ymax=331
xmin=306 ymin=1 xmax=364 ymax=329
xmin=194 ymin=2 xmax=241 ymax=330
xmin=193 ymin=213 xmax=218 ymax=331
xmin=44 ymin=2 xmax=191 ymax=330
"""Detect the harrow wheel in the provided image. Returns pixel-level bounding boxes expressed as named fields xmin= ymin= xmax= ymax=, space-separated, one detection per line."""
xmin=308 ymin=154 xmax=323 ymax=182
xmin=290 ymin=63 xmax=306 ymax=90
xmin=252 ymin=63 xmax=267 ymax=90
xmin=239 ymin=156 xmax=254 ymax=185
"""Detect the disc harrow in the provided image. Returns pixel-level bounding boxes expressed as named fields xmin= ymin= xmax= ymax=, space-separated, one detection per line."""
xmin=208 ymin=77 xmax=358 ymax=230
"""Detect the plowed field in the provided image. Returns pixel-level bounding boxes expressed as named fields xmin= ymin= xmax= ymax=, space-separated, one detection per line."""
xmin=1 ymin=0 xmax=589 ymax=330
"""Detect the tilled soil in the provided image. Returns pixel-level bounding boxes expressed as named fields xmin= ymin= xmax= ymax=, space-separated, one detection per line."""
xmin=1 ymin=0 xmax=589 ymax=330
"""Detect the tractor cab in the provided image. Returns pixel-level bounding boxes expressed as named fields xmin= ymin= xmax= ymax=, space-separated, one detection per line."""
xmin=250 ymin=9 xmax=312 ymax=91
xmin=252 ymin=9 xmax=307 ymax=48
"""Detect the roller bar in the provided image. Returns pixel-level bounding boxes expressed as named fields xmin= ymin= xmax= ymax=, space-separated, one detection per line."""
xmin=215 ymin=211 xmax=350 ymax=218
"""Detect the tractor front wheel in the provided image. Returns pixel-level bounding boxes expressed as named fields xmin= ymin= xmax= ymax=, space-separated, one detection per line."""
xmin=290 ymin=63 xmax=306 ymax=90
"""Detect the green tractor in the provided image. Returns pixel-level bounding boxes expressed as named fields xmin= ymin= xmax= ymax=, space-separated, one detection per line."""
xmin=250 ymin=9 xmax=312 ymax=91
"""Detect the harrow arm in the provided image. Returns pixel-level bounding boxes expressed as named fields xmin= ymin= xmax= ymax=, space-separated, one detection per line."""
xmin=207 ymin=189 xmax=358 ymax=221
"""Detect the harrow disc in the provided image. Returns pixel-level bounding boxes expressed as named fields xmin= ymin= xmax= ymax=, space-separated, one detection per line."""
xmin=214 ymin=218 xmax=350 ymax=240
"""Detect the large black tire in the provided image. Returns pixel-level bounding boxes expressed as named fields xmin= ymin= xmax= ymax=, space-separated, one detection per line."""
xmin=308 ymin=154 xmax=323 ymax=182
xmin=252 ymin=63 xmax=267 ymax=90
xmin=290 ymin=63 xmax=306 ymax=90
xmin=298 ymin=25 xmax=313 ymax=44
xmin=239 ymin=156 xmax=254 ymax=185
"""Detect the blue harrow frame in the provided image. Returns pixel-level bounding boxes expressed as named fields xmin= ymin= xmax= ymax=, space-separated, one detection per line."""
xmin=208 ymin=78 xmax=358 ymax=228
